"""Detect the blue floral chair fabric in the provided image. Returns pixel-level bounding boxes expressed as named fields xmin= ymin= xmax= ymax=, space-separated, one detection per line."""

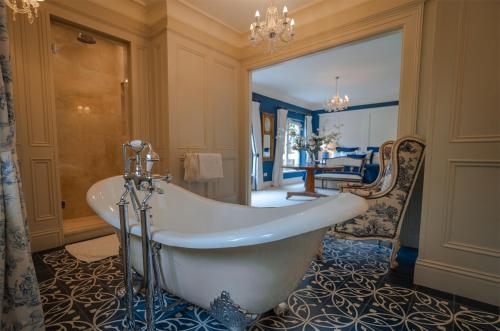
xmin=0 ymin=2 xmax=45 ymax=329
xmin=332 ymin=137 xmax=425 ymax=269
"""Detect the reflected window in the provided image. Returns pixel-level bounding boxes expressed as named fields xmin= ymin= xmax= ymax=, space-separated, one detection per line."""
xmin=283 ymin=119 xmax=303 ymax=166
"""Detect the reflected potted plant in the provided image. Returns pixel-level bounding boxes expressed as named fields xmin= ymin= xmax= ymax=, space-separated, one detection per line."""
xmin=291 ymin=129 xmax=340 ymax=164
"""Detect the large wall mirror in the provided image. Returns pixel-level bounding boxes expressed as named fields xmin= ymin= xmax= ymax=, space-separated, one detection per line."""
xmin=261 ymin=112 xmax=274 ymax=160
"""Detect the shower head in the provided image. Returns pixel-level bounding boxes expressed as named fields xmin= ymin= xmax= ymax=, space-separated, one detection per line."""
xmin=77 ymin=32 xmax=96 ymax=44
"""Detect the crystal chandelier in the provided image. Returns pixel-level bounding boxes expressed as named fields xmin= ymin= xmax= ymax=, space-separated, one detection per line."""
xmin=5 ymin=0 xmax=44 ymax=24
xmin=324 ymin=76 xmax=349 ymax=112
xmin=249 ymin=4 xmax=295 ymax=53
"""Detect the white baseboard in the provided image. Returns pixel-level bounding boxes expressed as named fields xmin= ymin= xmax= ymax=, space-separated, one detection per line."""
xmin=414 ymin=258 xmax=500 ymax=306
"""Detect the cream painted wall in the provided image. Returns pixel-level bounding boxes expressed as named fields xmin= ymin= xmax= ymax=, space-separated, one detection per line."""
xmin=415 ymin=0 xmax=500 ymax=306
xmin=166 ymin=31 xmax=241 ymax=202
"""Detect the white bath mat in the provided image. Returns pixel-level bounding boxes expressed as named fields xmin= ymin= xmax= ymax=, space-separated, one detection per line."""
xmin=65 ymin=234 xmax=119 ymax=263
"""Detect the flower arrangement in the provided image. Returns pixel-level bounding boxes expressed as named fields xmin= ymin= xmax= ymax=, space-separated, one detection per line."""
xmin=291 ymin=129 xmax=340 ymax=162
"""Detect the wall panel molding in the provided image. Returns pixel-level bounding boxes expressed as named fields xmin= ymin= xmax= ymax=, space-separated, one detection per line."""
xmin=29 ymin=158 xmax=56 ymax=222
xmin=442 ymin=159 xmax=500 ymax=258
xmin=449 ymin=2 xmax=500 ymax=143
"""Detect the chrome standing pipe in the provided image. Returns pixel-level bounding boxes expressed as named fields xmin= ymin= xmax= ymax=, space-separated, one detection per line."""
xmin=119 ymin=140 xmax=172 ymax=330
xmin=140 ymin=191 xmax=155 ymax=331
xmin=118 ymin=189 xmax=135 ymax=330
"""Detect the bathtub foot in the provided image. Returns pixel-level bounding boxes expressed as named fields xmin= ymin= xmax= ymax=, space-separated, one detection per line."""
xmin=316 ymin=242 xmax=325 ymax=262
xmin=210 ymin=291 xmax=258 ymax=331
xmin=273 ymin=302 xmax=289 ymax=317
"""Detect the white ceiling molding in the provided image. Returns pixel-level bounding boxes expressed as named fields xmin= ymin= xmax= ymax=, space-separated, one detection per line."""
xmin=177 ymin=0 xmax=243 ymax=34
xmin=178 ymin=0 xmax=368 ymax=33
xmin=252 ymin=86 xmax=316 ymax=111
xmin=131 ymin=0 xmax=147 ymax=7
xmin=167 ymin=0 xmax=244 ymax=47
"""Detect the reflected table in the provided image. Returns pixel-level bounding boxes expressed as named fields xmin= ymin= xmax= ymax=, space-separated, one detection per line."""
xmin=283 ymin=163 xmax=343 ymax=199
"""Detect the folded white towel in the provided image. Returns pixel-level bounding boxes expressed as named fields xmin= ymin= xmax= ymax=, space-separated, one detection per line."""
xmin=184 ymin=153 xmax=223 ymax=182
xmin=184 ymin=153 xmax=200 ymax=182
xmin=198 ymin=153 xmax=224 ymax=180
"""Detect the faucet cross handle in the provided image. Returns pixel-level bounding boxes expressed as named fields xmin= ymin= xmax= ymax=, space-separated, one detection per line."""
xmin=146 ymin=150 xmax=160 ymax=175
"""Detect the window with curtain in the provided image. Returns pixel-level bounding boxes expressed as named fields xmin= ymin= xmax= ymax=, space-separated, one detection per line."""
xmin=283 ymin=119 xmax=303 ymax=166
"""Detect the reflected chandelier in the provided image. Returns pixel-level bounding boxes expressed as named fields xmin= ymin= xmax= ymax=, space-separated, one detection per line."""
xmin=5 ymin=0 xmax=44 ymax=23
xmin=324 ymin=76 xmax=349 ymax=112
xmin=249 ymin=3 xmax=295 ymax=53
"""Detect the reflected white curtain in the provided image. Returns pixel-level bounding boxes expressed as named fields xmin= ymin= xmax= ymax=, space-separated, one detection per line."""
xmin=305 ymin=115 xmax=313 ymax=162
xmin=272 ymin=108 xmax=288 ymax=187
xmin=305 ymin=115 xmax=313 ymax=138
xmin=251 ymin=101 xmax=264 ymax=190
xmin=0 ymin=1 xmax=45 ymax=328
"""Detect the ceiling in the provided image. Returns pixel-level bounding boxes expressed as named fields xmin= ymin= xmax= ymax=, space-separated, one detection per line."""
xmin=179 ymin=0 xmax=320 ymax=32
xmin=252 ymin=31 xmax=402 ymax=110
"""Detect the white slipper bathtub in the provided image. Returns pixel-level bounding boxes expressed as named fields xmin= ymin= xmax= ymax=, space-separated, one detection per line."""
xmin=87 ymin=176 xmax=367 ymax=314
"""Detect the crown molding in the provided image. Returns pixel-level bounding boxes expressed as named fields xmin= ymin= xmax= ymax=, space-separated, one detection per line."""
xmin=252 ymin=86 xmax=316 ymax=110
xmin=166 ymin=0 xmax=245 ymax=48
xmin=46 ymin=0 xmax=150 ymax=38
xmin=177 ymin=0 xmax=242 ymax=34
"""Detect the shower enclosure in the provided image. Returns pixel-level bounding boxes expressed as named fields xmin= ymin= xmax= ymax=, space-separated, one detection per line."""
xmin=51 ymin=20 xmax=130 ymax=243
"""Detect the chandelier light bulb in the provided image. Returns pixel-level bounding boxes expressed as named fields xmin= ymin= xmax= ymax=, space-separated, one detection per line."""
xmin=249 ymin=3 xmax=295 ymax=53
xmin=5 ymin=0 xmax=44 ymax=23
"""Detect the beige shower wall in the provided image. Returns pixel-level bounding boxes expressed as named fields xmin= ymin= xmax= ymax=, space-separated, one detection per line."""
xmin=52 ymin=22 xmax=129 ymax=220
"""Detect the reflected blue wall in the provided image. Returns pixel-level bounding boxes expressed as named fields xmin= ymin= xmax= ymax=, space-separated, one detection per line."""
xmin=252 ymin=93 xmax=310 ymax=182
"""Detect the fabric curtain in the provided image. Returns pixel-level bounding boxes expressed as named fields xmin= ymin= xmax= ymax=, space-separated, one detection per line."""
xmin=305 ymin=115 xmax=313 ymax=162
xmin=272 ymin=108 xmax=288 ymax=187
xmin=251 ymin=101 xmax=264 ymax=190
xmin=305 ymin=115 xmax=312 ymax=139
xmin=0 ymin=2 xmax=45 ymax=329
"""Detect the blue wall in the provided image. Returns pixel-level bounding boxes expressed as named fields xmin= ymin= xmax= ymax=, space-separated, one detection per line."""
xmin=311 ymin=100 xmax=399 ymax=133
xmin=253 ymin=93 xmax=310 ymax=182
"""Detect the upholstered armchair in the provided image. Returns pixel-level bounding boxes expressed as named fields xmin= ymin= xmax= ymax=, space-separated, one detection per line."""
xmin=332 ymin=136 xmax=425 ymax=269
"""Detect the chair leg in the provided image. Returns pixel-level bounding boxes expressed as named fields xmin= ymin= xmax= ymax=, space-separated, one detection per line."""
xmin=390 ymin=239 xmax=400 ymax=269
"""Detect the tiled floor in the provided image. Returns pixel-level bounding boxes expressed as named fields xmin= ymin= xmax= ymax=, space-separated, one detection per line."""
xmin=33 ymin=235 xmax=499 ymax=330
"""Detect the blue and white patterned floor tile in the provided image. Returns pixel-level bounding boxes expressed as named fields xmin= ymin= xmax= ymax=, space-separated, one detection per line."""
xmin=33 ymin=235 xmax=499 ymax=331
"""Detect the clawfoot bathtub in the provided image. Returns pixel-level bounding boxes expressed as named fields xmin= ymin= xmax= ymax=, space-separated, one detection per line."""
xmin=87 ymin=176 xmax=367 ymax=314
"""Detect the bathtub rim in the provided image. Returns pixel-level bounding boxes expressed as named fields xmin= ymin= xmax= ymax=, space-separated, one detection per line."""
xmin=87 ymin=176 xmax=368 ymax=249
